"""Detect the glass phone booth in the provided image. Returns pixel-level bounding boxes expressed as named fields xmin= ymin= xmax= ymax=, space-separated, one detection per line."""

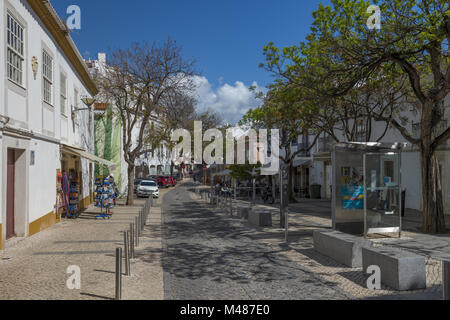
xmin=332 ymin=142 xmax=406 ymax=238
xmin=364 ymin=152 xmax=402 ymax=237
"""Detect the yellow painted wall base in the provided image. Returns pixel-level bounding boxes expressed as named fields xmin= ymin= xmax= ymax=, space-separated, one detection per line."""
xmin=79 ymin=195 xmax=91 ymax=210
xmin=29 ymin=212 xmax=57 ymax=237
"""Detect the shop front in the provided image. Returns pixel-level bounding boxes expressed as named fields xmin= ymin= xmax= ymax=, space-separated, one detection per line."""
xmin=58 ymin=144 xmax=115 ymax=219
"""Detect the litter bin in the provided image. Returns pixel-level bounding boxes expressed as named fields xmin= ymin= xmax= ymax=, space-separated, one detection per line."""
xmin=401 ymin=189 xmax=406 ymax=217
xmin=310 ymin=184 xmax=322 ymax=199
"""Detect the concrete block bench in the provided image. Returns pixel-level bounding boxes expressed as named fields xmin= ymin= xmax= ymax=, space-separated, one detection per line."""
xmin=248 ymin=210 xmax=272 ymax=227
xmin=362 ymin=246 xmax=426 ymax=291
xmin=238 ymin=207 xmax=250 ymax=219
xmin=313 ymin=230 xmax=373 ymax=267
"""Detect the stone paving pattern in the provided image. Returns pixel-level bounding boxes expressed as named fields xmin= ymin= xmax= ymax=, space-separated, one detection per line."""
xmin=0 ymin=193 xmax=166 ymax=300
xmin=1 ymin=179 xmax=447 ymax=300
xmin=163 ymin=182 xmax=348 ymax=300
xmin=192 ymin=185 xmax=447 ymax=300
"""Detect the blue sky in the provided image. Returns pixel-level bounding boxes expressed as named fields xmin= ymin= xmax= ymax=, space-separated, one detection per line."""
xmin=53 ymin=0 xmax=329 ymax=124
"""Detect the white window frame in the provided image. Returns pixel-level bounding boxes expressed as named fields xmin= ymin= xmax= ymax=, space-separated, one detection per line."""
xmin=60 ymin=72 xmax=67 ymax=116
xmin=42 ymin=49 xmax=53 ymax=105
xmin=6 ymin=11 xmax=25 ymax=87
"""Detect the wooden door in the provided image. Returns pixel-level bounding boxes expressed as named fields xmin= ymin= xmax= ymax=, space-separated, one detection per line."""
xmin=6 ymin=149 xmax=15 ymax=239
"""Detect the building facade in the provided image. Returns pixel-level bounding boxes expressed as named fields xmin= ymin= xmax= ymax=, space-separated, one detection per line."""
xmin=0 ymin=0 xmax=100 ymax=249
xmin=86 ymin=53 xmax=128 ymax=196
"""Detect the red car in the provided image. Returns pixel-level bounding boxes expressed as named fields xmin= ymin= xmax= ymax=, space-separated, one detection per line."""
xmin=169 ymin=176 xmax=177 ymax=186
xmin=156 ymin=176 xmax=175 ymax=188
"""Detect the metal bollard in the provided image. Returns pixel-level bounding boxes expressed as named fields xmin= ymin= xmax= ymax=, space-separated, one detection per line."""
xmin=115 ymin=247 xmax=122 ymax=300
xmin=130 ymin=223 xmax=135 ymax=259
xmin=135 ymin=216 xmax=139 ymax=247
xmin=230 ymin=196 xmax=233 ymax=216
xmin=123 ymin=231 xmax=131 ymax=276
xmin=443 ymin=259 xmax=450 ymax=300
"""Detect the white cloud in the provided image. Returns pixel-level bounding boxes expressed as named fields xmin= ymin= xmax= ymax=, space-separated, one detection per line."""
xmin=192 ymin=76 xmax=265 ymax=125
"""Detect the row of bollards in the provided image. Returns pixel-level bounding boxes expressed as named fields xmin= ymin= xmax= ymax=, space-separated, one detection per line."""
xmin=115 ymin=197 xmax=153 ymax=300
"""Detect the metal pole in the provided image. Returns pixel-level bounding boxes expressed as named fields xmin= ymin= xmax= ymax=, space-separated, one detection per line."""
xmin=115 ymin=247 xmax=122 ymax=300
xmin=124 ymin=231 xmax=130 ymax=276
xmin=130 ymin=223 xmax=135 ymax=259
xmin=443 ymin=259 xmax=450 ymax=300
xmin=285 ymin=209 xmax=289 ymax=243
xmin=135 ymin=216 xmax=139 ymax=247
xmin=252 ymin=178 xmax=256 ymax=207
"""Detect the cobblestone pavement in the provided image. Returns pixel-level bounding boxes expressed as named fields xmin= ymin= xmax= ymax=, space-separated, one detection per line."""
xmin=196 ymin=190 xmax=445 ymax=300
xmin=162 ymin=182 xmax=349 ymax=300
xmin=0 ymin=192 xmax=167 ymax=300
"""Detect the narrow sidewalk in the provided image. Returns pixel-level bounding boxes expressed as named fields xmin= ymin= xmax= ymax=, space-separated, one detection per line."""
xmin=0 ymin=194 xmax=165 ymax=300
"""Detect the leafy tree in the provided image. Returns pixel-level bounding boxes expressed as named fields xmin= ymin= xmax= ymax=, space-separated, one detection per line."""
xmin=241 ymin=85 xmax=320 ymax=203
xmin=261 ymin=0 xmax=449 ymax=233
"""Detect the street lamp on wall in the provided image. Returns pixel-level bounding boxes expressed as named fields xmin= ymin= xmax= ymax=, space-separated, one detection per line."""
xmin=72 ymin=96 xmax=96 ymax=120
xmin=72 ymin=96 xmax=96 ymax=148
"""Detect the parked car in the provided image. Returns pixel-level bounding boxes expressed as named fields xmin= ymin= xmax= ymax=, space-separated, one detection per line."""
xmin=168 ymin=176 xmax=177 ymax=186
xmin=156 ymin=176 xmax=171 ymax=188
xmin=136 ymin=180 xmax=159 ymax=198
xmin=133 ymin=178 xmax=143 ymax=193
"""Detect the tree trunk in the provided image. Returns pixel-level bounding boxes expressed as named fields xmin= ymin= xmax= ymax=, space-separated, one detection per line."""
xmin=288 ymin=162 xmax=298 ymax=203
xmin=126 ymin=164 xmax=135 ymax=206
xmin=421 ymin=150 xmax=446 ymax=233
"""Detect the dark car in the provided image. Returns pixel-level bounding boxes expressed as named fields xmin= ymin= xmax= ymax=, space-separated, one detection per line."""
xmin=133 ymin=178 xmax=143 ymax=193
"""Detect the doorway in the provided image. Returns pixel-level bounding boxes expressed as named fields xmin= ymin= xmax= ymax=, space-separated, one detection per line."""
xmin=6 ymin=149 xmax=15 ymax=240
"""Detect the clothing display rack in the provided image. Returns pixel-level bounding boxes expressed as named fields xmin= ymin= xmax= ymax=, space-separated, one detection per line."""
xmin=95 ymin=177 xmax=116 ymax=220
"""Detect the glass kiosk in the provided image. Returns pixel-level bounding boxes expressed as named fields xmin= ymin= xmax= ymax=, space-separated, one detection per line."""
xmin=332 ymin=142 xmax=406 ymax=238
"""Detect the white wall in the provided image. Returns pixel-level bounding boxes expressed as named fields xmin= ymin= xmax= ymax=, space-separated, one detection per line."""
xmin=28 ymin=140 xmax=60 ymax=222
xmin=401 ymin=152 xmax=422 ymax=211
xmin=1 ymin=0 xmax=94 ymax=231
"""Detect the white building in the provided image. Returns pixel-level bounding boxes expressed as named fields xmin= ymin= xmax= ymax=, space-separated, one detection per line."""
xmin=134 ymin=124 xmax=174 ymax=178
xmin=0 ymin=0 xmax=107 ymax=249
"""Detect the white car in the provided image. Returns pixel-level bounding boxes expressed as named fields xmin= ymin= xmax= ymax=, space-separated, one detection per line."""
xmin=137 ymin=180 xmax=159 ymax=198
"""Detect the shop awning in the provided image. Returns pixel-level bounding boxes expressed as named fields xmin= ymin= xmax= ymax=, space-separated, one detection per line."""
xmin=61 ymin=144 xmax=117 ymax=170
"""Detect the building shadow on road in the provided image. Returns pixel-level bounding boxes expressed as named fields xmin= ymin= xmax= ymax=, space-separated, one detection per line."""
xmin=159 ymin=198 xmax=344 ymax=290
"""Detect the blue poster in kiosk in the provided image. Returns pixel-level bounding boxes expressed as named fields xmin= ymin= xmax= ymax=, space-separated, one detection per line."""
xmin=341 ymin=185 xmax=364 ymax=210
